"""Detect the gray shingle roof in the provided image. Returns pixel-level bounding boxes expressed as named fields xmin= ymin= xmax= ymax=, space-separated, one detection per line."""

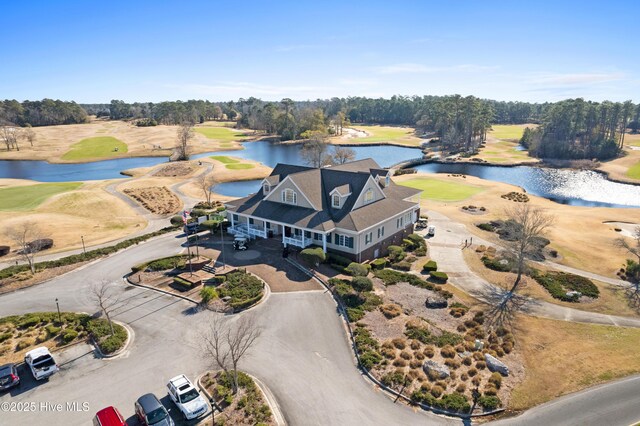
xmin=226 ymin=158 xmax=420 ymax=232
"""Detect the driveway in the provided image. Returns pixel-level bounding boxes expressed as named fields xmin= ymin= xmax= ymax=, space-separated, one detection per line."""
xmin=2 ymin=230 xmax=640 ymax=425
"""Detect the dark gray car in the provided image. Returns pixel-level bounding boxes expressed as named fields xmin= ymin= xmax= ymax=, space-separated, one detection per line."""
xmin=134 ymin=393 xmax=174 ymax=426
xmin=0 ymin=364 xmax=20 ymax=391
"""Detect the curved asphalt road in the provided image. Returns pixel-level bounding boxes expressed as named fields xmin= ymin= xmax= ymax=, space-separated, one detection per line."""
xmin=0 ymin=232 xmax=639 ymax=425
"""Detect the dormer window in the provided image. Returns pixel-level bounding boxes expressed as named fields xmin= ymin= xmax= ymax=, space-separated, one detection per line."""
xmin=263 ymin=183 xmax=270 ymax=195
xmin=282 ymin=189 xmax=297 ymax=204
xmin=332 ymin=194 xmax=341 ymax=208
xmin=364 ymin=188 xmax=374 ymax=204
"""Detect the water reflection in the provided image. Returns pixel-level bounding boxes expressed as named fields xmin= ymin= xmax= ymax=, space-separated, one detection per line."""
xmin=413 ymin=163 xmax=640 ymax=208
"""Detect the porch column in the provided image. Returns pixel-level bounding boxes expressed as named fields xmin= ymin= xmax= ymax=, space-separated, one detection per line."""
xmin=230 ymin=214 xmax=235 ymax=228
xmin=322 ymin=233 xmax=327 ymax=252
xmin=263 ymin=221 xmax=267 ymax=237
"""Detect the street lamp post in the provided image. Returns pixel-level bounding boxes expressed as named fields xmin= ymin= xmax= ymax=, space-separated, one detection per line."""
xmin=55 ymin=298 xmax=61 ymax=323
xmin=220 ymin=220 xmax=226 ymax=270
xmin=80 ymin=235 xmax=86 ymax=255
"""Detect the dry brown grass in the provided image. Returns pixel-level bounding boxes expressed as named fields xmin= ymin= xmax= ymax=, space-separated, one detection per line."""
xmin=597 ymin=145 xmax=640 ymax=183
xmin=0 ymin=119 xmax=254 ymax=163
xmin=0 ymin=180 xmax=145 ymax=255
xmin=394 ymin=172 xmax=640 ymax=278
xmin=510 ymin=315 xmax=640 ymax=410
xmin=123 ymin=186 xmax=181 ymax=215
xmin=462 ymin=250 xmax=638 ymax=317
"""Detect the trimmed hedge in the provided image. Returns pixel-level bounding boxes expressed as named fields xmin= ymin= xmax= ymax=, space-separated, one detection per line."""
xmin=219 ymin=271 xmax=264 ymax=309
xmin=387 ymin=245 xmax=406 ymax=262
xmin=345 ymin=262 xmax=369 ymax=277
xmin=132 ymin=254 xmax=191 ymax=272
xmin=351 ymin=276 xmax=373 ymax=292
xmin=422 ymin=260 xmax=438 ymax=272
xmin=429 ymin=271 xmax=449 ymax=283
xmin=370 ymin=258 xmax=387 ymax=270
xmin=478 ymin=395 xmax=502 ymax=410
xmin=481 ymin=255 xmax=513 ymax=272
xmin=300 ymin=247 xmax=326 ymax=266
xmin=173 ymin=276 xmax=197 ymax=289
xmin=0 ymin=225 xmax=180 ymax=281
xmin=326 ymin=252 xmax=351 ymax=267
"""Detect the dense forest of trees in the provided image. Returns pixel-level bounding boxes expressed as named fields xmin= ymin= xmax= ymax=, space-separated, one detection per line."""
xmin=520 ymin=99 xmax=639 ymax=160
xmin=2 ymin=96 xmax=638 ymax=161
xmin=0 ymin=99 xmax=87 ymax=126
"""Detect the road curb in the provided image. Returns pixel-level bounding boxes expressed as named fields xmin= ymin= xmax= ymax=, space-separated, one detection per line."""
xmin=91 ymin=320 xmax=134 ymax=359
xmin=124 ymin=274 xmax=199 ymax=305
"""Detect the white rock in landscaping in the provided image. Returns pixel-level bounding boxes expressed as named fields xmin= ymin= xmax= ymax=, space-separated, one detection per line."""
xmin=485 ymin=353 xmax=509 ymax=376
xmin=423 ymin=360 xmax=450 ymax=379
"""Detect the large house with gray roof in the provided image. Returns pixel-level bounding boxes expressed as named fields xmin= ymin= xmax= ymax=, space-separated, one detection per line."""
xmin=225 ymin=158 xmax=422 ymax=262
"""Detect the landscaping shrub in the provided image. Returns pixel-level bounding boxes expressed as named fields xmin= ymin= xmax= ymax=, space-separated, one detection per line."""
xmin=533 ymin=271 xmax=599 ymax=301
xmin=477 ymin=222 xmax=496 ymax=232
xmin=449 ymin=302 xmax=468 ymax=318
xmin=87 ymin=319 xmax=127 ymax=354
xmin=0 ymin=332 xmax=12 ymax=343
xmin=478 ymin=395 xmax=502 ymax=410
xmin=200 ymin=286 xmax=218 ymax=304
xmin=200 ymin=220 xmax=220 ymax=233
xmin=380 ymin=303 xmax=402 ymax=319
xmin=351 ymin=276 xmax=373 ymax=293
xmin=173 ymin=276 xmax=196 ymax=289
xmin=300 ymin=247 xmax=326 ymax=266
xmin=423 ymin=346 xmax=435 ymax=358
xmin=0 ymin=246 xmax=9 ymax=257
xmin=346 ymin=262 xmax=369 ymax=277
xmin=62 ymin=329 xmax=78 ymax=343
xmin=326 ymin=252 xmax=351 ymax=267
xmin=387 ymin=245 xmax=406 ymax=262
xmin=440 ymin=393 xmax=471 ymax=413
xmin=407 ymin=233 xmax=425 ymax=248
xmin=481 ymin=255 xmax=512 ymax=272
xmin=476 ymin=360 xmax=487 ymax=370
xmin=359 ymin=350 xmax=382 ymax=370
xmin=392 ymin=358 xmax=407 ymax=367
xmin=488 ymin=372 xmax=502 ymax=389
xmin=429 ymin=271 xmax=448 ymax=283
xmin=391 ymin=338 xmax=406 ymax=350
xmin=146 ymin=255 xmax=190 ymax=272
xmin=390 ymin=261 xmax=412 ymax=271
xmin=441 ymin=346 xmax=456 ymax=358
xmin=16 ymin=339 xmax=33 ymax=350
xmin=430 ymin=385 xmax=444 ymax=398
xmin=414 ymin=246 xmax=427 ymax=256
xmin=346 ymin=307 xmax=365 ymax=322
xmin=381 ymin=370 xmax=406 ymax=387
xmin=422 ymin=260 xmax=438 ymax=273
xmin=170 ymin=215 xmax=184 ymax=225
xmin=370 ymin=258 xmax=387 ymax=270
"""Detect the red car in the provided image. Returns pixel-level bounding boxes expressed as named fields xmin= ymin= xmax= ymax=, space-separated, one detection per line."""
xmin=93 ymin=406 xmax=128 ymax=426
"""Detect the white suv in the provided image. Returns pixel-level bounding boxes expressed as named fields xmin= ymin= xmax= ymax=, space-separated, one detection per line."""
xmin=167 ymin=374 xmax=209 ymax=420
xmin=24 ymin=347 xmax=59 ymax=380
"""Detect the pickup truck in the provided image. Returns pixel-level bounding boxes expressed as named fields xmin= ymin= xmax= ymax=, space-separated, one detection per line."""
xmin=24 ymin=347 xmax=59 ymax=380
xmin=167 ymin=375 xmax=209 ymax=420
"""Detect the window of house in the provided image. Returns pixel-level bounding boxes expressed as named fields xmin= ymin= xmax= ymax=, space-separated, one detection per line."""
xmin=397 ymin=217 xmax=404 ymax=229
xmin=365 ymin=232 xmax=372 ymax=245
xmin=249 ymin=218 xmax=254 ymax=225
xmin=304 ymin=231 xmax=311 ymax=238
xmin=334 ymin=234 xmax=354 ymax=248
xmin=263 ymin=183 xmax=270 ymax=194
xmin=378 ymin=226 xmax=385 ymax=238
xmin=385 ymin=175 xmax=390 ymax=186
xmin=364 ymin=188 xmax=373 ymax=203
xmin=282 ymin=189 xmax=297 ymax=204
xmin=332 ymin=194 xmax=340 ymax=208
xmin=233 ymin=214 xmax=239 ymax=222
xmin=314 ymin=233 xmax=321 ymax=240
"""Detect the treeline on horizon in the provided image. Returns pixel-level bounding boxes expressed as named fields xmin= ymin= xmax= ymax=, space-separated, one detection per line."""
xmin=1 ymin=95 xmax=639 ymax=160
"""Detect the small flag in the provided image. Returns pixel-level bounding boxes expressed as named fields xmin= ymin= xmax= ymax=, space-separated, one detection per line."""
xmin=182 ymin=210 xmax=190 ymax=224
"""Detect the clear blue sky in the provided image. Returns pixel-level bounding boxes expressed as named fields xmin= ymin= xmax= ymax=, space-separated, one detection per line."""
xmin=2 ymin=0 xmax=638 ymax=103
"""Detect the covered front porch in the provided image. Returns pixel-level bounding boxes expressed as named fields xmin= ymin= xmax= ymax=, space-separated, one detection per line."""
xmin=228 ymin=213 xmax=328 ymax=250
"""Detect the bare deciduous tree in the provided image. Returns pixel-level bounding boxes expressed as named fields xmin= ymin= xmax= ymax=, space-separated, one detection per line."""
xmin=487 ymin=204 xmax=554 ymax=327
xmin=91 ymin=280 xmax=121 ymax=336
xmin=200 ymin=314 xmax=261 ymax=394
xmin=5 ymin=222 xmax=47 ymax=273
xmin=197 ymin=173 xmax=216 ymax=207
xmin=300 ymin=132 xmax=333 ymax=168
xmin=175 ymin=122 xmax=194 ymax=161
xmin=1 ymin=126 xmax=20 ymax=151
xmin=615 ymin=226 xmax=640 ymax=263
xmin=333 ymin=146 xmax=356 ymax=165
xmin=24 ymin=124 xmax=36 ymax=147
xmin=503 ymin=204 xmax=555 ymax=294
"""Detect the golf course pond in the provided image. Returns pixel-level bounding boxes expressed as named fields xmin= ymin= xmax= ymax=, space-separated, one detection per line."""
xmin=1 ymin=141 xmax=639 ymax=208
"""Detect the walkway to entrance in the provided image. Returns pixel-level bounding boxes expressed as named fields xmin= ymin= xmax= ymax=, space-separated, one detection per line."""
xmin=197 ymin=236 xmax=323 ymax=293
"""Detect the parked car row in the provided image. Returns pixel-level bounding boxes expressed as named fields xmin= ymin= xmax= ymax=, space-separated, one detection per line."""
xmin=93 ymin=374 xmax=209 ymax=426
xmin=0 ymin=346 xmax=60 ymax=392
